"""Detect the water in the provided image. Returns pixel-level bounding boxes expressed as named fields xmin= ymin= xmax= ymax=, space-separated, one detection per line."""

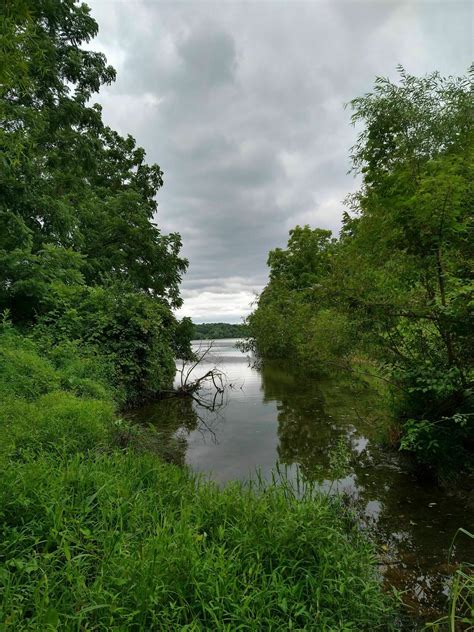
xmin=131 ymin=338 xmax=473 ymax=625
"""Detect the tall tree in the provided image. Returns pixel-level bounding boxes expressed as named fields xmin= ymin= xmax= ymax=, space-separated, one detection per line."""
xmin=1 ymin=0 xmax=187 ymax=321
xmin=249 ymin=68 xmax=473 ymax=468
xmin=0 ymin=0 xmax=191 ymax=401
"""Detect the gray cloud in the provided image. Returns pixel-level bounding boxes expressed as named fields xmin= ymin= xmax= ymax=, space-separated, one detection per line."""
xmin=87 ymin=0 xmax=472 ymax=322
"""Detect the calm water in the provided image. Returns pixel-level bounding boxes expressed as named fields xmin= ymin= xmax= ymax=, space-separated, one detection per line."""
xmin=131 ymin=338 xmax=473 ymax=625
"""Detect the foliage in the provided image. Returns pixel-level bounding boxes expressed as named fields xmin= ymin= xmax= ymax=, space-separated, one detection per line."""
xmin=248 ymin=226 xmax=352 ymax=368
xmin=248 ymin=68 xmax=473 ymax=471
xmin=0 ymin=452 xmax=396 ymax=631
xmin=0 ymin=3 xmax=399 ymax=629
xmin=1 ymin=0 xmax=187 ymax=311
xmin=267 ymin=226 xmax=336 ymax=290
xmin=0 ymin=0 xmax=192 ymax=404
xmin=173 ymin=316 xmax=196 ymax=358
xmin=0 ymin=325 xmax=59 ymax=401
xmin=0 ymin=323 xmax=396 ymax=630
xmin=34 ymin=282 xmax=179 ymax=404
xmin=193 ymin=321 xmax=249 ymax=340
xmin=0 ymin=327 xmax=114 ymax=462
xmin=342 ymin=67 xmax=473 ymax=469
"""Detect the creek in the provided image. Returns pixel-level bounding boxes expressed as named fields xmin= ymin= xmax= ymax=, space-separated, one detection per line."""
xmin=131 ymin=338 xmax=473 ymax=625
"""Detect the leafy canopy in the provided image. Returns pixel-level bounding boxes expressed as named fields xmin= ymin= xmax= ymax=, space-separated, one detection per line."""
xmin=1 ymin=0 xmax=187 ymax=322
xmin=248 ymin=67 xmax=473 ymax=470
xmin=0 ymin=0 xmax=192 ymax=402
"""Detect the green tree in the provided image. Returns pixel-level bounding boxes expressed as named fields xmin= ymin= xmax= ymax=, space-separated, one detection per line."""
xmin=343 ymin=68 xmax=473 ymax=465
xmin=1 ymin=0 xmax=187 ymax=322
xmin=249 ymin=68 xmax=473 ymax=470
xmin=0 ymin=0 xmax=191 ymax=402
xmin=248 ymin=225 xmax=347 ymax=366
xmin=192 ymin=322 xmax=249 ymax=340
xmin=267 ymin=226 xmax=335 ymax=291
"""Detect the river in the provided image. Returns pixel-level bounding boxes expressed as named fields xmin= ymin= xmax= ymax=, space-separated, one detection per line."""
xmin=131 ymin=338 xmax=473 ymax=627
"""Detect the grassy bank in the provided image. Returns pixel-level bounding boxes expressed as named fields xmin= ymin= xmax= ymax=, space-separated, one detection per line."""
xmin=0 ymin=328 xmax=395 ymax=630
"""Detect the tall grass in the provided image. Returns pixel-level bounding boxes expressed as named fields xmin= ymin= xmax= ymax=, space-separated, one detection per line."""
xmin=0 ymin=327 xmax=396 ymax=630
xmin=426 ymin=529 xmax=474 ymax=631
xmin=1 ymin=452 xmax=395 ymax=630
xmin=0 ymin=329 xmax=114 ymax=461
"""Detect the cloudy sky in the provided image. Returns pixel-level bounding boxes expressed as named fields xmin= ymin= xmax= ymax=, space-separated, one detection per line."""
xmin=87 ymin=0 xmax=472 ymax=322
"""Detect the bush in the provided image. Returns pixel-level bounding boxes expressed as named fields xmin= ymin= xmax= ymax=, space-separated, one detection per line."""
xmin=35 ymin=283 xmax=178 ymax=405
xmin=394 ymin=359 xmax=473 ymax=469
xmin=0 ymin=329 xmax=114 ymax=461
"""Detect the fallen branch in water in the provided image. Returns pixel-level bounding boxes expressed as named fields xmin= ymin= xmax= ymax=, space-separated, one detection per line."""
xmin=160 ymin=341 xmax=229 ymax=414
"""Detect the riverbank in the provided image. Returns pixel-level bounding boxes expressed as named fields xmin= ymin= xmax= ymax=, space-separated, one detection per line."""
xmin=131 ymin=339 xmax=474 ymax=626
xmin=0 ymin=328 xmax=396 ymax=629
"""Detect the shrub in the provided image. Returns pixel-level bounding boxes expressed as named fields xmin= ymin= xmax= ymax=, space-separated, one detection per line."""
xmin=35 ymin=283 xmax=178 ymax=405
xmin=0 ymin=329 xmax=114 ymax=461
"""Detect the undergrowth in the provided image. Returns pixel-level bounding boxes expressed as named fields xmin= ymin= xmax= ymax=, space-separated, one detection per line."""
xmin=0 ymin=327 xmax=396 ymax=630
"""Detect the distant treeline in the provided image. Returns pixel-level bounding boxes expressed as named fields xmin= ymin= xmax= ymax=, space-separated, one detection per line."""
xmin=193 ymin=322 xmax=249 ymax=339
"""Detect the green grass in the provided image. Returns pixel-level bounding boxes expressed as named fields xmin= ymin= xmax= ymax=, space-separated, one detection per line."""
xmin=0 ymin=452 xmax=395 ymax=630
xmin=426 ymin=529 xmax=474 ymax=631
xmin=0 ymin=327 xmax=396 ymax=630
xmin=0 ymin=329 xmax=114 ymax=461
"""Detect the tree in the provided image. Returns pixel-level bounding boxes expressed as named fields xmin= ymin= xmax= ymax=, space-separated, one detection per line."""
xmin=1 ymin=0 xmax=187 ymax=322
xmin=0 ymin=0 xmax=191 ymax=402
xmin=267 ymin=226 xmax=335 ymax=291
xmin=343 ymin=68 xmax=473 ymax=465
xmin=247 ymin=225 xmax=351 ymax=367
xmin=249 ymin=68 xmax=473 ymax=470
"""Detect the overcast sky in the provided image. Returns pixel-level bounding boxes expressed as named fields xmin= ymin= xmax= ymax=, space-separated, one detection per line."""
xmin=87 ymin=0 xmax=472 ymax=323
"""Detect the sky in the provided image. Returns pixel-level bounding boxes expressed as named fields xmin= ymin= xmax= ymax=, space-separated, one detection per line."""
xmin=87 ymin=0 xmax=472 ymax=323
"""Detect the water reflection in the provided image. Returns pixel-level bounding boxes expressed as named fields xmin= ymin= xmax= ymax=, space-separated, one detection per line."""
xmin=130 ymin=397 xmax=200 ymax=467
xmin=261 ymin=362 xmax=349 ymax=479
xmin=131 ymin=339 xmax=473 ymax=622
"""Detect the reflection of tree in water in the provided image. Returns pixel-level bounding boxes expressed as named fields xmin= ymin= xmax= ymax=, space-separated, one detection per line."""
xmin=128 ymin=397 xmax=199 ymax=467
xmin=129 ymin=386 xmax=228 ymax=467
xmin=260 ymin=362 xmax=357 ymax=481
xmin=259 ymin=360 xmax=474 ymax=620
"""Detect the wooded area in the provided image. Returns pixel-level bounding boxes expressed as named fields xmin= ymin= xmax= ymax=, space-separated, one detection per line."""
xmin=193 ymin=322 xmax=249 ymax=339
xmin=248 ymin=68 xmax=473 ymax=474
